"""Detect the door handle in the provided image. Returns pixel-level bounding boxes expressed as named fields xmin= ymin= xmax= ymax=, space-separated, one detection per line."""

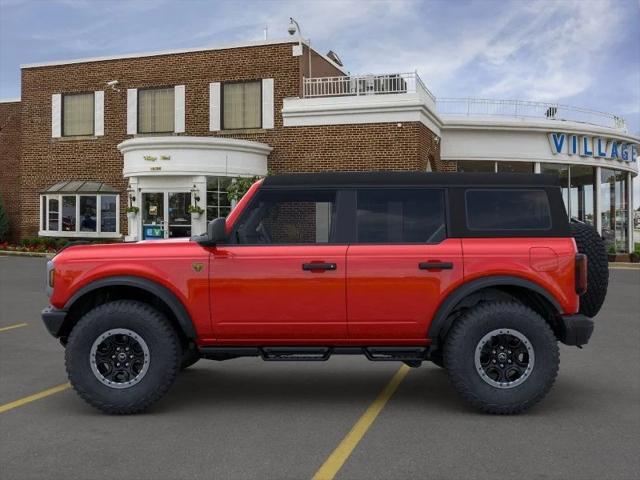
xmin=302 ymin=263 xmax=337 ymax=271
xmin=419 ymin=262 xmax=453 ymax=271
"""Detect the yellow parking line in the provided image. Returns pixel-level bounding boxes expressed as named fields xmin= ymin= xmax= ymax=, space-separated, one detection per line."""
xmin=312 ymin=364 xmax=410 ymax=480
xmin=0 ymin=383 xmax=70 ymax=414
xmin=0 ymin=323 xmax=28 ymax=333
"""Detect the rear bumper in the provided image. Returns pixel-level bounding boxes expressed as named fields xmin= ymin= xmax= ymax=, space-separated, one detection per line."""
xmin=558 ymin=314 xmax=594 ymax=346
xmin=41 ymin=306 xmax=67 ymax=338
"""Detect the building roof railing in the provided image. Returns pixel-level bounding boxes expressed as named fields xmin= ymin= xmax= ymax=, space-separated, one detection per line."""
xmin=303 ymin=72 xmax=436 ymax=102
xmin=302 ymin=73 xmax=628 ymax=132
xmin=436 ymin=97 xmax=628 ymax=132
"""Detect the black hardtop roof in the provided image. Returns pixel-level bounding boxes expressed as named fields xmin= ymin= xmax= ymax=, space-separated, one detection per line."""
xmin=262 ymin=172 xmax=560 ymax=188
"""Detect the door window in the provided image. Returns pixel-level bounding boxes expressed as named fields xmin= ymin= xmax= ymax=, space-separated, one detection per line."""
xmin=356 ymin=189 xmax=446 ymax=243
xmin=233 ymin=189 xmax=337 ymax=244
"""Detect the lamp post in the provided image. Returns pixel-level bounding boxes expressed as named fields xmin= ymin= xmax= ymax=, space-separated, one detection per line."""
xmin=288 ymin=17 xmax=312 ymax=94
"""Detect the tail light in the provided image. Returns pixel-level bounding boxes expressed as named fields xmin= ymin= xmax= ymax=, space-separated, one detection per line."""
xmin=575 ymin=254 xmax=587 ymax=295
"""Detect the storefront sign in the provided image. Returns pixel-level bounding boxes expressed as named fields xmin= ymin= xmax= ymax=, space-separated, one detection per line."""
xmin=548 ymin=133 xmax=637 ymax=162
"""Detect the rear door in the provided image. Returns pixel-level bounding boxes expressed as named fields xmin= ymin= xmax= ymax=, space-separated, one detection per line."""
xmin=346 ymin=188 xmax=463 ymax=341
xmin=210 ymin=188 xmax=348 ymax=341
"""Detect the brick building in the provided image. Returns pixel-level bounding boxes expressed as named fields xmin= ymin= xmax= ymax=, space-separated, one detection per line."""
xmin=0 ymin=38 xmax=637 ymax=251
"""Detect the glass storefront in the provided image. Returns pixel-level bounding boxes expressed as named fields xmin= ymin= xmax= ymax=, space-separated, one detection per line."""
xmin=457 ymin=160 xmax=495 ymax=172
xmin=497 ymin=162 xmax=534 ymax=173
xmin=207 ymin=176 xmax=233 ymax=220
xmin=570 ymin=165 xmax=596 ymax=226
xmin=601 ymin=169 xmax=628 ymax=253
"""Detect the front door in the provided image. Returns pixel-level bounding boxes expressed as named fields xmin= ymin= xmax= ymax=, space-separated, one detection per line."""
xmin=141 ymin=191 xmax=191 ymax=239
xmin=209 ymin=187 xmax=348 ymax=341
xmin=346 ymin=188 xmax=463 ymax=341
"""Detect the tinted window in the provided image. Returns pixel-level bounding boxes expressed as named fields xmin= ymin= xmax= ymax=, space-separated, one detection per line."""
xmin=234 ymin=189 xmax=337 ymax=244
xmin=466 ymin=189 xmax=551 ymax=230
xmin=356 ymin=189 xmax=446 ymax=243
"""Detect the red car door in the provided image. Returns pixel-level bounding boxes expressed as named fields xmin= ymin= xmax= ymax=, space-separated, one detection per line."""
xmin=346 ymin=188 xmax=463 ymax=342
xmin=209 ymin=188 xmax=348 ymax=343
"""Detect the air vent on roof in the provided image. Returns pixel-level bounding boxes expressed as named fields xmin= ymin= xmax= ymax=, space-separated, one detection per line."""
xmin=326 ymin=50 xmax=343 ymax=67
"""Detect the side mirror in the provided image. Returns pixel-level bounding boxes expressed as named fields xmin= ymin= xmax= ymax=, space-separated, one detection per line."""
xmin=208 ymin=217 xmax=227 ymax=244
xmin=193 ymin=217 xmax=226 ymax=246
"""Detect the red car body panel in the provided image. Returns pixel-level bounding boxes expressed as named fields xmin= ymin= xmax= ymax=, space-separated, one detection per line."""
xmin=346 ymin=239 xmax=463 ymax=342
xmin=461 ymin=238 xmax=579 ymax=315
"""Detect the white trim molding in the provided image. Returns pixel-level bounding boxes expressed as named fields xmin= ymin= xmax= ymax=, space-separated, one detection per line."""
xmin=51 ymin=94 xmax=62 ymax=138
xmin=118 ymin=136 xmax=271 ymax=178
xmin=262 ymin=78 xmax=275 ymax=129
xmin=127 ymin=88 xmax=137 ymax=135
xmin=94 ymin=90 xmax=104 ymax=136
xmin=282 ymin=92 xmax=442 ymax=136
xmin=174 ymin=85 xmax=186 ymax=133
xmin=209 ymin=82 xmax=221 ymax=131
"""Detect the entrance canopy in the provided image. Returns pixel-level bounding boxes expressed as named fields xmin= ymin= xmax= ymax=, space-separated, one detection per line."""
xmin=41 ymin=180 xmax=119 ymax=194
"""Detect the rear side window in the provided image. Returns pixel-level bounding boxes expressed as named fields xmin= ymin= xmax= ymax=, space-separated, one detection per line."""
xmin=465 ymin=189 xmax=551 ymax=230
xmin=356 ymin=189 xmax=446 ymax=243
xmin=233 ymin=189 xmax=337 ymax=244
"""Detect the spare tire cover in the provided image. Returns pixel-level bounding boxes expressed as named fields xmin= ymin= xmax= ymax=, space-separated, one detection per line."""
xmin=570 ymin=221 xmax=609 ymax=317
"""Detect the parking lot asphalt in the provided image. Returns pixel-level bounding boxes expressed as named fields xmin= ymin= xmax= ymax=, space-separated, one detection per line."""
xmin=1 ymin=255 xmax=639 ymax=480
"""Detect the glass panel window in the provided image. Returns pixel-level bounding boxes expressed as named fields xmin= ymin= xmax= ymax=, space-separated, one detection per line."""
xmin=62 ymin=196 xmax=76 ymax=232
xmin=63 ymin=92 xmax=94 ymax=136
xmin=234 ymin=189 xmax=337 ymax=244
xmin=601 ymin=169 xmax=628 ymax=252
xmin=100 ymin=195 xmax=117 ymax=233
xmin=223 ymin=81 xmax=261 ymax=129
xmin=138 ymin=88 xmax=175 ymax=133
xmin=48 ymin=197 xmax=59 ymax=231
xmin=356 ymin=189 xmax=446 ymax=243
xmin=570 ymin=165 xmax=596 ymax=225
xmin=79 ymin=196 xmax=97 ymax=232
xmin=457 ymin=160 xmax=495 ymax=172
xmin=541 ymin=163 xmax=569 ymax=213
xmin=466 ymin=189 xmax=552 ymax=230
xmin=497 ymin=162 xmax=534 ymax=173
xmin=206 ymin=176 xmax=233 ymax=220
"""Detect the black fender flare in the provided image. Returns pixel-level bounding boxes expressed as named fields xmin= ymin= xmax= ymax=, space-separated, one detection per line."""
xmin=64 ymin=275 xmax=197 ymax=339
xmin=427 ymin=276 xmax=563 ymax=347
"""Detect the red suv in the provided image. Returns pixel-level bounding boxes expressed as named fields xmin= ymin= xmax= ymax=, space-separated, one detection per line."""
xmin=42 ymin=172 xmax=608 ymax=414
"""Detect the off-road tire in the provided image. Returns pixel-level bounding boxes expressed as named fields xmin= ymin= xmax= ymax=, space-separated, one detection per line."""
xmin=181 ymin=343 xmax=200 ymax=370
xmin=65 ymin=300 xmax=181 ymax=414
xmin=444 ymin=301 xmax=559 ymax=414
xmin=570 ymin=221 xmax=608 ymax=317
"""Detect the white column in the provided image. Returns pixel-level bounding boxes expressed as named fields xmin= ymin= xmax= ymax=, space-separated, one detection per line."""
xmin=125 ymin=177 xmax=140 ymax=242
xmin=191 ymin=175 xmax=207 ymax=236
xmin=627 ymin=172 xmax=633 ymax=253
xmin=595 ymin=166 xmax=602 ymax=234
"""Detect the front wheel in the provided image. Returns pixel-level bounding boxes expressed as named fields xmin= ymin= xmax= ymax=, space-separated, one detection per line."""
xmin=65 ymin=300 xmax=181 ymax=414
xmin=444 ymin=301 xmax=559 ymax=414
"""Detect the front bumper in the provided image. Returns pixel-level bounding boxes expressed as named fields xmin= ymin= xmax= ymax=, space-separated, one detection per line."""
xmin=558 ymin=314 xmax=594 ymax=346
xmin=41 ymin=306 xmax=68 ymax=338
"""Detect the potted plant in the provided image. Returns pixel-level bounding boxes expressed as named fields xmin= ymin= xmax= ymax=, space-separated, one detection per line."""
xmin=126 ymin=206 xmax=139 ymax=220
xmin=187 ymin=204 xmax=204 ymax=220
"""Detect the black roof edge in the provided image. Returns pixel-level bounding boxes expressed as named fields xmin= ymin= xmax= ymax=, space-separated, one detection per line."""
xmin=262 ymin=172 xmax=560 ymax=187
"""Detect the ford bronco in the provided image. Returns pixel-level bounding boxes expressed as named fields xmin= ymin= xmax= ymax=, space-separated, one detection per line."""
xmin=42 ymin=172 xmax=608 ymax=414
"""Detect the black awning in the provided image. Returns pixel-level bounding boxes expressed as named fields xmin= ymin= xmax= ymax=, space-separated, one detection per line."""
xmin=41 ymin=181 xmax=119 ymax=194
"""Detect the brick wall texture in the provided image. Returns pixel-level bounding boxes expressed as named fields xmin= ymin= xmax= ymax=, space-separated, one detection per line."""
xmin=0 ymin=101 xmax=21 ymax=241
xmin=4 ymin=41 xmax=441 ymax=240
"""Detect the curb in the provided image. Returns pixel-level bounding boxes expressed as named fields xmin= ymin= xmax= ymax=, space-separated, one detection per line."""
xmin=609 ymin=262 xmax=640 ymax=269
xmin=0 ymin=250 xmax=55 ymax=259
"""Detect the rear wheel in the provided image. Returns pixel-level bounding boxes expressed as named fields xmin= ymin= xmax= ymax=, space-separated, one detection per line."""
xmin=444 ymin=301 xmax=559 ymax=414
xmin=66 ymin=300 xmax=181 ymax=414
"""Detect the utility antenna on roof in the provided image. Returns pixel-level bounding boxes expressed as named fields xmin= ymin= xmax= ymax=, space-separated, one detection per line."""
xmin=263 ymin=25 xmax=268 ymax=40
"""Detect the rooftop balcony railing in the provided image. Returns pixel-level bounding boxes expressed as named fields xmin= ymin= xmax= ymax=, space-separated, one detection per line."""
xmin=303 ymin=72 xmax=436 ymax=102
xmin=436 ymin=98 xmax=628 ymax=132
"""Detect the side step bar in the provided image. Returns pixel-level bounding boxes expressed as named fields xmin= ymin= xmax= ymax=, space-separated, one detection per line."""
xmin=199 ymin=346 xmax=430 ymax=362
